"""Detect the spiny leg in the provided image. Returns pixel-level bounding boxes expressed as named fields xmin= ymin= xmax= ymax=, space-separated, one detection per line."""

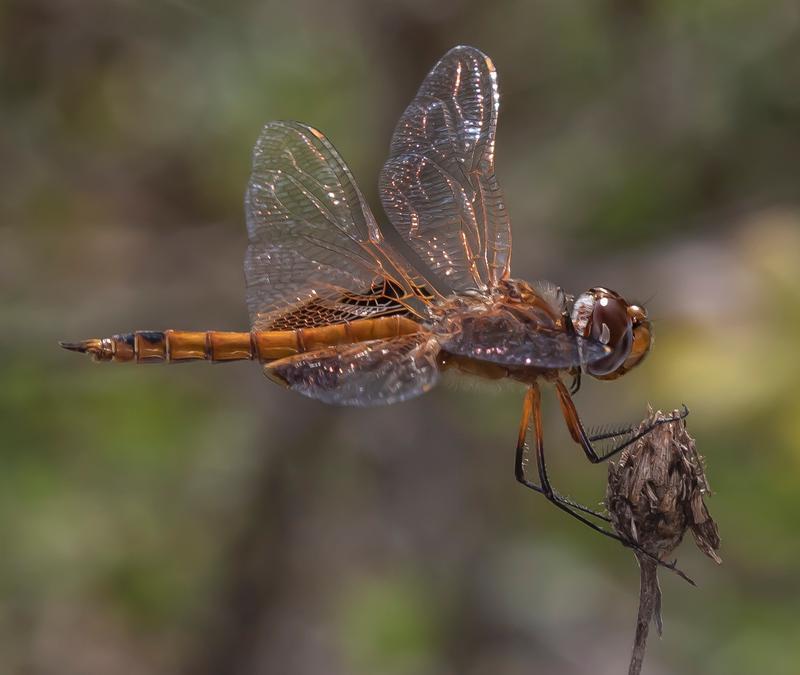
xmin=554 ymin=379 xmax=689 ymax=464
xmin=591 ymin=402 xmax=689 ymax=462
xmin=514 ymin=384 xmax=610 ymax=522
xmin=586 ymin=409 xmax=687 ymax=444
xmin=586 ymin=401 xmax=689 ymax=444
xmin=516 ymin=385 xmax=695 ymax=584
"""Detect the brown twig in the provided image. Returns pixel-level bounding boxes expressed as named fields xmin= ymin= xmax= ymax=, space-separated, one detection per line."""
xmin=628 ymin=556 xmax=661 ymax=675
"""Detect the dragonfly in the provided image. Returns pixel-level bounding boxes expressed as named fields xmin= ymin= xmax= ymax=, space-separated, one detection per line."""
xmin=62 ymin=45 xmax=687 ymax=563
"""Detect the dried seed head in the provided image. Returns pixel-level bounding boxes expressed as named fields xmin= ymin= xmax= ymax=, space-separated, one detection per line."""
xmin=605 ymin=408 xmax=721 ymax=565
xmin=607 ymin=409 xmax=721 ymax=675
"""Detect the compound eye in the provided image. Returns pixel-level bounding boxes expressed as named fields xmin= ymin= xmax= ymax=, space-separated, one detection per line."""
xmin=587 ymin=292 xmax=633 ymax=376
xmin=592 ymin=295 xmax=628 ymax=344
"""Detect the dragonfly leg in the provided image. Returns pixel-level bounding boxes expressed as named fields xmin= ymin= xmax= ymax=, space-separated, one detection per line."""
xmin=515 ymin=385 xmax=695 ymax=584
xmin=554 ymin=379 xmax=689 ymax=463
xmin=568 ymin=368 xmax=581 ymax=396
xmin=585 ymin=406 xmax=688 ymax=444
xmin=514 ymin=384 xmax=610 ymax=522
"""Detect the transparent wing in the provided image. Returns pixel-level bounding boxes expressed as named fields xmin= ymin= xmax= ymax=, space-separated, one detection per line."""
xmin=245 ymin=121 xmax=428 ymax=330
xmin=440 ymin=312 xmax=611 ymax=369
xmin=265 ymin=335 xmax=441 ymax=407
xmin=379 ymin=45 xmax=511 ymax=295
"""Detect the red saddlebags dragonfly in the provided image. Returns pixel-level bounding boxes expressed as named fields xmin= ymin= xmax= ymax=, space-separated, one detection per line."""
xmin=62 ymin=46 xmax=687 ymax=556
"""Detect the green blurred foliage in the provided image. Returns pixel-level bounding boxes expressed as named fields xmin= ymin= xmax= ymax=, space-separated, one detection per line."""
xmin=2 ymin=1 xmax=800 ymax=673
xmin=338 ymin=571 xmax=446 ymax=674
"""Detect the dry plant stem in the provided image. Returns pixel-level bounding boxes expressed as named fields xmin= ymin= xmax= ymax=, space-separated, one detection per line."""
xmin=629 ymin=557 xmax=662 ymax=675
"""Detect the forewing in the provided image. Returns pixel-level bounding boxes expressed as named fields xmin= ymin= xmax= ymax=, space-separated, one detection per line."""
xmin=265 ymin=335 xmax=441 ymax=407
xmin=440 ymin=313 xmax=610 ymax=369
xmin=380 ymin=45 xmax=511 ymax=294
xmin=245 ymin=121 xmax=425 ymax=330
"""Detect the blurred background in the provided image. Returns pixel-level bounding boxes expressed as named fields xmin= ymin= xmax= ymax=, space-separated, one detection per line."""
xmin=3 ymin=1 xmax=800 ymax=673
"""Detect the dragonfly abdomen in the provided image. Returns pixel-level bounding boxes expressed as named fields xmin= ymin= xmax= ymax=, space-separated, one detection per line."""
xmin=60 ymin=317 xmax=422 ymax=364
xmin=256 ymin=316 xmax=421 ymax=360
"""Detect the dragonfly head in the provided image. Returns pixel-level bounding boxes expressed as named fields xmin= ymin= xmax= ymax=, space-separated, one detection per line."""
xmin=570 ymin=288 xmax=652 ymax=380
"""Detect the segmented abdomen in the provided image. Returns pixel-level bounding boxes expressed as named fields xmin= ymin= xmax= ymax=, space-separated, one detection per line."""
xmin=71 ymin=317 xmax=422 ymax=363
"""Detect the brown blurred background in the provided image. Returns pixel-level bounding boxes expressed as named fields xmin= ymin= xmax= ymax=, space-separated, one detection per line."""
xmin=3 ymin=1 xmax=800 ymax=673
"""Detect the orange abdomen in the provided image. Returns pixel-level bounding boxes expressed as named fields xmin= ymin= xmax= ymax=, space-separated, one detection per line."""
xmin=60 ymin=317 xmax=421 ymax=363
